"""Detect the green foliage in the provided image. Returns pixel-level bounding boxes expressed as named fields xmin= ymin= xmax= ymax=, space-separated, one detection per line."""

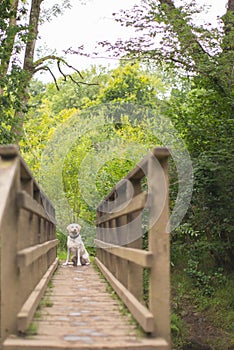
xmin=56 ymin=230 xmax=67 ymax=255
xmin=110 ymin=1 xmax=234 ymax=100
xmin=171 ymin=313 xmax=188 ymax=348
xmin=168 ymin=81 xmax=234 ymax=269
xmin=45 ymin=66 xmax=107 ymax=114
xmin=0 ymin=0 xmax=74 ymax=142
xmin=171 ymin=260 xmax=234 ymax=348
xmin=62 ymin=112 xmax=158 ymax=233
xmin=0 ymin=68 xmax=29 ymax=144
xmin=26 ymin=322 xmax=38 ymax=336
xmin=56 ymin=63 xmax=166 ymax=231
xmin=96 ymin=62 xmax=165 ymax=108
xmin=106 ymin=3 xmax=234 ymax=272
xmin=0 ymin=0 xmax=36 ymax=143
xmin=23 ymin=64 xmax=165 ymax=241
xmin=19 ymin=80 xmax=78 ymax=174
xmin=184 ymin=259 xmax=227 ymax=297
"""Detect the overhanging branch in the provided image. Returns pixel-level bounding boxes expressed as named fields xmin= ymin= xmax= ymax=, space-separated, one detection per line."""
xmin=34 ymin=56 xmax=99 ymax=88
xmin=34 ymin=65 xmax=60 ymax=90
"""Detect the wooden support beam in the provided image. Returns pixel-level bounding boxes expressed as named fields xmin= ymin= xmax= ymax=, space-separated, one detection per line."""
xmin=94 ymin=239 xmax=153 ymax=267
xmin=97 ymin=147 xmax=170 ymax=210
xmin=0 ymin=145 xmax=19 ymax=158
xmin=17 ymin=258 xmax=59 ymax=333
xmin=3 ymin=337 xmax=169 ymax=349
xmin=17 ymin=191 xmax=56 ymax=224
xmin=148 ymin=154 xmax=170 ymax=344
xmin=95 ymin=257 xmax=154 ymax=333
xmin=95 ymin=191 xmax=147 ymax=225
xmin=17 ymin=239 xmax=58 ymax=269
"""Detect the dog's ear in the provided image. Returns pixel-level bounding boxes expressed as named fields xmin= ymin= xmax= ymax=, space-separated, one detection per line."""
xmin=76 ymin=224 xmax=81 ymax=232
xmin=66 ymin=224 xmax=71 ymax=232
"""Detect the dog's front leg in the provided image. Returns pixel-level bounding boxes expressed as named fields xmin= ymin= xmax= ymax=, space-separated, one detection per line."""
xmin=76 ymin=247 xmax=81 ymax=266
xmin=63 ymin=248 xmax=70 ymax=266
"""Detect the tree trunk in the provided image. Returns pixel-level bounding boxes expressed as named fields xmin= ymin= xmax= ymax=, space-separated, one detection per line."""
xmin=11 ymin=0 xmax=44 ymax=142
xmin=0 ymin=0 xmax=19 ymax=98
xmin=0 ymin=0 xmax=19 ymax=78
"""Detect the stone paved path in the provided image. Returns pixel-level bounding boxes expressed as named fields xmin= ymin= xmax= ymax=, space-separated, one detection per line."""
xmin=3 ymin=263 xmax=168 ymax=349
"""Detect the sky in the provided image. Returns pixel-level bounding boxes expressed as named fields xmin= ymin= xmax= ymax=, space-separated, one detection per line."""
xmin=36 ymin=0 xmax=227 ymax=82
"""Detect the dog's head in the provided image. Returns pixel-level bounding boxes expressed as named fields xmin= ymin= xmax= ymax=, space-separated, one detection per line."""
xmin=66 ymin=223 xmax=81 ymax=238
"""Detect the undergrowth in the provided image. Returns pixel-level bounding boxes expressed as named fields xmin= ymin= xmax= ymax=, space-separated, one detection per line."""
xmin=171 ymin=240 xmax=234 ymax=349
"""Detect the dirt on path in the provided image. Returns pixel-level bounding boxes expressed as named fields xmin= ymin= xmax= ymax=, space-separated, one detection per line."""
xmin=179 ymin=300 xmax=233 ymax=350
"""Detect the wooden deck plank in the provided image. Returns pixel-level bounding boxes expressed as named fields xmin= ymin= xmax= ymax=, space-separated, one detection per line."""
xmin=3 ymin=263 xmax=169 ymax=350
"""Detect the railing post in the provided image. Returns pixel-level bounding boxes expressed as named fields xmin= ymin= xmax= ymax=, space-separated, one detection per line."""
xmin=116 ymin=214 xmax=128 ymax=287
xmin=126 ymin=179 xmax=143 ymax=302
xmin=148 ymin=153 xmax=170 ymax=345
xmin=96 ymin=209 xmax=102 ymax=262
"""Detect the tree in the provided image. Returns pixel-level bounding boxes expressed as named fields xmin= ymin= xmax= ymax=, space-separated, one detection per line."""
xmin=101 ymin=1 xmax=234 ymax=268
xmin=104 ymin=0 xmax=233 ymax=103
xmin=21 ymin=63 xmax=166 ymax=176
xmin=96 ymin=62 xmax=165 ymax=108
xmin=23 ymin=63 xmax=174 ymax=238
xmin=45 ymin=66 xmax=106 ymax=115
xmin=0 ymin=0 xmax=87 ymax=143
xmin=19 ymin=66 xmax=107 ymax=172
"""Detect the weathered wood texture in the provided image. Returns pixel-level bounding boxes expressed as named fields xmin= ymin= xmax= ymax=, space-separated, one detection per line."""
xmin=3 ymin=264 xmax=169 ymax=350
xmin=95 ymin=147 xmax=171 ymax=346
xmin=0 ymin=145 xmax=58 ymax=344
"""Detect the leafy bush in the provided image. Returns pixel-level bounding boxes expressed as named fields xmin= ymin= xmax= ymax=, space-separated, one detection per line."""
xmin=184 ymin=259 xmax=227 ymax=296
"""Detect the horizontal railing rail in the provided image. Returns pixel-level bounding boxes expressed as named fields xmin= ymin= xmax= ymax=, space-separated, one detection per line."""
xmin=95 ymin=147 xmax=171 ymax=346
xmin=0 ymin=145 xmax=58 ymax=343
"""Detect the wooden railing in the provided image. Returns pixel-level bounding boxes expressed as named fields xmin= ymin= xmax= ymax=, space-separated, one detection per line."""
xmin=95 ymin=147 xmax=171 ymax=345
xmin=0 ymin=145 xmax=58 ymax=343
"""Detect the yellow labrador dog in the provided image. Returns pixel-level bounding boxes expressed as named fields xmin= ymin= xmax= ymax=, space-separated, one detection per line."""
xmin=63 ymin=223 xmax=90 ymax=267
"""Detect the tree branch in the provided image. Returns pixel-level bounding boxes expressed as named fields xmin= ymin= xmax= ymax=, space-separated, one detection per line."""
xmin=34 ymin=59 xmax=99 ymax=88
xmin=68 ymin=75 xmax=99 ymax=86
xmin=57 ymin=60 xmax=67 ymax=81
xmin=34 ymin=55 xmax=71 ymax=69
xmin=34 ymin=54 xmax=85 ymax=81
xmin=158 ymin=0 xmax=212 ymax=65
xmin=35 ymin=66 xmax=60 ymax=90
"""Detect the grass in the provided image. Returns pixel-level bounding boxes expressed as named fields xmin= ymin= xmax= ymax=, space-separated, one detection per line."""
xmin=171 ymin=264 xmax=234 ymax=349
xmin=25 ymin=323 xmax=38 ymax=336
xmin=57 ymin=249 xmax=67 ymax=261
xmin=171 ymin=313 xmax=188 ymax=349
xmin=25 ymin=277 xmax=55 ymax=337
xmin=93 ymin=259 xmax=145 ymax=337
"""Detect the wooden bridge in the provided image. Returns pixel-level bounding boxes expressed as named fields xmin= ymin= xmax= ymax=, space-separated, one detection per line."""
xmin=0 ymin=145 xmax=171 ymax=350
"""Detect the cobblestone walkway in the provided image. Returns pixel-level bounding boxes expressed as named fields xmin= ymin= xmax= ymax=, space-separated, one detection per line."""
xmin=3 ymin=263 xmax=168 ymax=349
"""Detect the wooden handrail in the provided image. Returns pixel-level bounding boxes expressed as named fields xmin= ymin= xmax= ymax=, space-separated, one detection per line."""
xmin=94 ymin=239 xmax=154 ymax=267
xmin=0 ymin=145 xmax=58 ymax=341
xmin=95 ymin=147 xmax=171 ymax=345
xmin=17 ymin=239 xmax=58 ymax=269
xmin=95 ymin=191 xmax=148 ymax=225
xmin=17 ymin=191 xmax=57 ymax=224
xmin=95 ymin=258 xmax=155 ymax=333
